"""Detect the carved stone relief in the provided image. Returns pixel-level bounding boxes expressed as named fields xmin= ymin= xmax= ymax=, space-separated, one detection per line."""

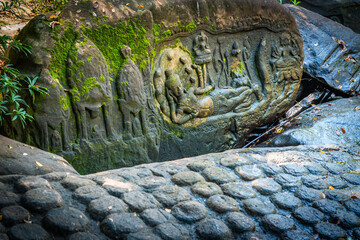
xmin=153 ymin=30 xmax=303 ymax=124
xmin=2 ymin=0 xmax=303 ymax=172
xmin=116 ymin=46 xmax=149 ymax=139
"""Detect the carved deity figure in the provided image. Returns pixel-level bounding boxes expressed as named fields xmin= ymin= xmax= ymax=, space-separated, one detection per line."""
xmin=67 ymin=39 xmax=114 ymax=141
xmin=165 ymin=68 xmax=214 ymax=124
xmin=271 ymin=33 xmax=302 ymax=83
xmin=193 ymin=31 xmax=212 ymax=88
xmin=117 ymin=46 xmax=149 ymax=139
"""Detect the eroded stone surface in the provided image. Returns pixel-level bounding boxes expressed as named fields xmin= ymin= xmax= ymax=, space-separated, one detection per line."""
xmin=1 ymin=144 xmax=359 ymax=239
xmin=43 ymin=207 xmax=89 ymax=235
xmin=22 ymin=188 xmax=63 ymax=212
xmin=87 ymin=195 xmax=129 ymax=221
xmin=172 ymin=201 xmax=207 ymax=222
xmin=100 ymin=213 xmax=146 ymax=239
xmin=191 ymin=182 xmax=222 ymax=197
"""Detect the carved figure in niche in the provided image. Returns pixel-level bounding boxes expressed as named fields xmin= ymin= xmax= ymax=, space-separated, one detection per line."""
xmin=242 ymin=36 xmax=252 ymax=81
xmin=117 ymin=45 xmax=149 ymax=139
xmin=213 ymin=37 xmax=230 ymax=87
xmin=193 ymin=31 xmax=212 ymax=88
xmin=165 ymin=68 xmax=214 ymax=124
xmin=154 ymin=68 xmax=170 ymax=117
xmin=270 ymin=33 xmax=302 ymax=99
xmin=271 ymin=33 xmax=302 ymax=83
xmin=35 ymin=69 xmax=71 ymax=151
xmin=231 ymin=41 xmax=241 ymax=56
xmin=67 ymin=39 xmax=114 ymax=141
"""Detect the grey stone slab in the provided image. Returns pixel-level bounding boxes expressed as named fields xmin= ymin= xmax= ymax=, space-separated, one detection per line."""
xmin=293 ymin=206 xmax=325 ymax=224
xmin=15 ymin=176 xmax=51 ymax=193
xmin=226 ymin=212 xmax=255 ymax=233
xmin=252 ymin=178 xmax=282 ymax=195
xmin=43 ymin=207 xmax=89 ymax=235
xmin=206 ymin=195 xmax=239 ymax=213
xmin=243 ymin=198 xmax=276 ymax=216
xmin=235 ymin=165 xmax=264 ymax=181
xmin=152 ymin=185 xmax=190 ymax=208
xmin=171 ymin=201 xmax=207 ymax=222
xmin=87 ymin=195 xmax=129 ymax=221
xmin=0 ymin=191 xmax=19 ymax=208
xmin=195 ymin=218 xmax=232 ymax=240
xmin=171 ymin=171 xmax=205 ymax=186
xmin=154 ymin=222 xmax=190 ymax=240
xmin=191 ymin=182 xmax=222 ymax=197
xmin=263 ymin=214 xmax=295 ymax=233
xmin=140 ymin=209 xmax=174 ymax=227
xmin=271 ymin=192 xmax=302 ymax=210
xmin=9 ymin=224 xmax=51 ymax=240
xmin=315 ymin=222 xmax=347 ymax=240
xmin=22 ymin=188 xmax=63 ymax=212
xmin=202 ymin=167 xmax=237 ymax=184
xmin=0 ymin=205 xmax=30 ymax=227
xmin=313 ymin=199 xmax=344 ymax=215
xmin=123 ymin=191 xmax=160 ymax=212
xmin=221 ymin=182 xmax=257 ymax=200
xmin=73 ymin=185 xmax=108 ymax=204
xmin=295 ymin=187 xmax=325 ymax=202
xmin=100 ymin=213 xmax=146 ymax=239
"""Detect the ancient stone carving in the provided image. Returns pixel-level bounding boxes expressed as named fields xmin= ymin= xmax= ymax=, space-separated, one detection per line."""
xmin=165 ymin=68 xmax=214 ymax=124
xmin=2 ymin=0 xmax=304 ymax=171
xmin=67 ymin=38 xmax=114 ymax=141
xmin=193 ymin=31 xmax=212 ymax=88
xmin=35 ymin=69 xmax=71 ymax=151
xmin=270 ymin=33 xmax=302 ymax=99
xmin=116 ymin=46 xmax=149 ymax=139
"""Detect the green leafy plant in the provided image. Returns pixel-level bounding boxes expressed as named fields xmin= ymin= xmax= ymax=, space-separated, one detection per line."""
xmin=0 ymin=2 xmax=49 ymax=128
xmin=0 ymin=0 xmax=26 ymax=18
xmin=278 ymin=0 xmax=301 ymax=5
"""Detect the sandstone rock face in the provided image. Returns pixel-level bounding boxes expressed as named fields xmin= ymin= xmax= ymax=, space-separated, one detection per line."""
xmin=287 ymin=5 xmax=360 ymax=96
xmin=268 ymin=96 xmax=360 ymax=147
xmin=2 ymin=0 xmax=303 ymax=173
xmin=289 ymin=0 xmax=360 ymax=33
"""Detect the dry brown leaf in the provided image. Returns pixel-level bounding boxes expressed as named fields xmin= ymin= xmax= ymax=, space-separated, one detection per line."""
xmin=0 ymin=215 xmax=2 ymax=221
xmin=35 ymin=161 xmax=43 ymax=167
xmin=341 ymin=128 xmax=346 ymax=133
xmin=49 ymin=21 xmax=60 ymax=29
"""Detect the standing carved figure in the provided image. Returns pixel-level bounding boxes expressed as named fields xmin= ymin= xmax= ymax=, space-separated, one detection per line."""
xmin=67 ymin=39 xmax=114 ymax=141
xmin=35 ymin=69 xmax=71 ymax=151
xmin=117 ymin=46 xmax=149 ymax=139
xmin=193 ymin=31 xmax=212 ymax=88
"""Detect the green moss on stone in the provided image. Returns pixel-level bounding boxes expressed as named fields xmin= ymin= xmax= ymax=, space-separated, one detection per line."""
xmin=80 ymin=20 xmax=151 ymax=73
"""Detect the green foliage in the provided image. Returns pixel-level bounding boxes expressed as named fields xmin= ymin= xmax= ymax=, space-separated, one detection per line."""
xmin=0 ymin=1 xmax=49 ymax=128
xmin=80 ymin=20 xmax=151 ymax=73
xmin=0 ymin=0 xmax=26 ymax=18
xmin=30 ymin=0 xmax=70 ymax=14
xmin=278 ymin=0 xmax=301 ymax=5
